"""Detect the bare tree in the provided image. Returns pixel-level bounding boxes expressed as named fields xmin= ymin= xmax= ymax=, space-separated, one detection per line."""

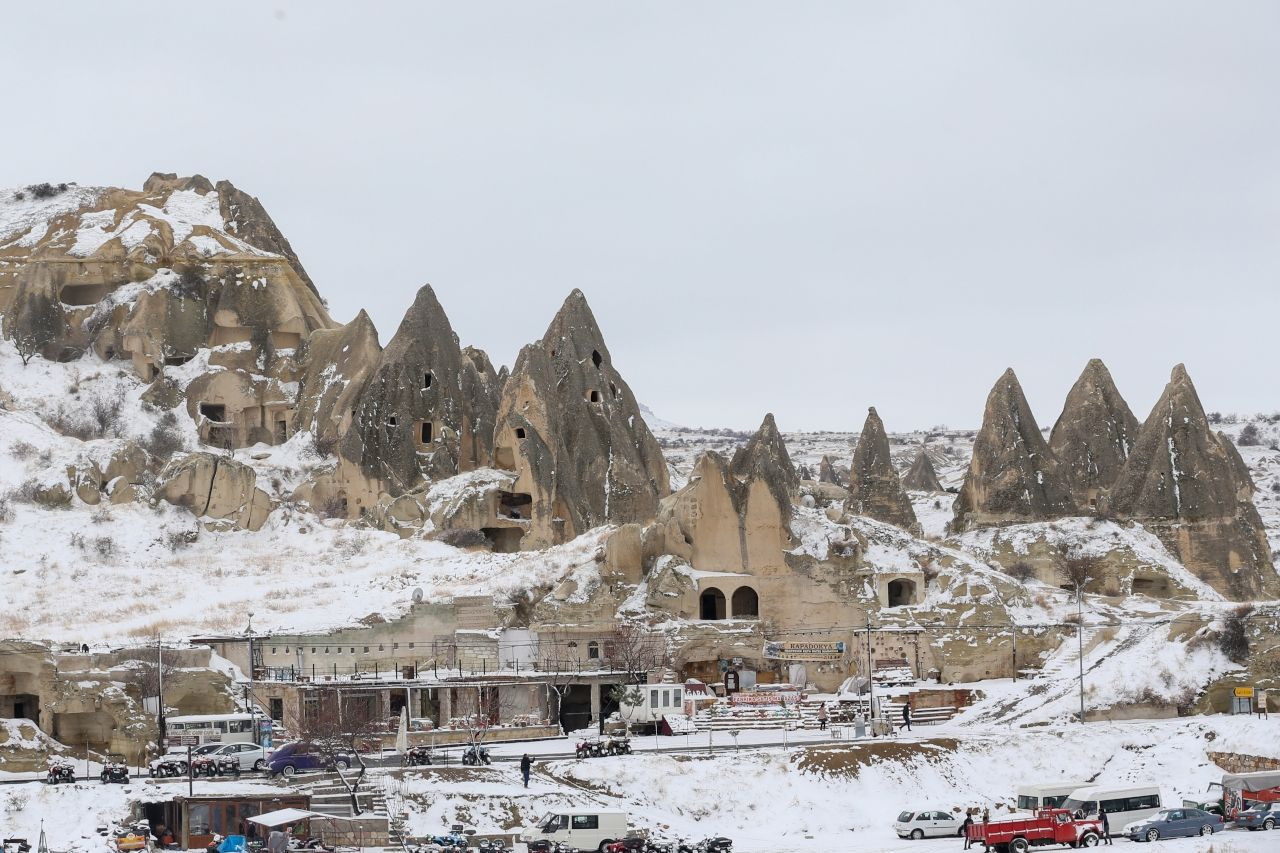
xmin=538 ymin=631 xmax=585 ymax=734
xmin=290 ymin=689 xmax=386 ymax=815
xmin=1056 ymin=545 xmax=1101 ymax=599
xmin=602 ymin=623 xmax=668 ymax=736
xmin=117 ymin=645 xmax=177 ymax=755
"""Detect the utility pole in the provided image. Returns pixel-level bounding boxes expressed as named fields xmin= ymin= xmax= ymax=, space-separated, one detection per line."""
xmin=1077 ymin=585 xmax=1085 ymax=724
xmin=156 ymin=635 xmax=166 ymax=756
xmin=866 ymin=615 xmax=875 ymax=722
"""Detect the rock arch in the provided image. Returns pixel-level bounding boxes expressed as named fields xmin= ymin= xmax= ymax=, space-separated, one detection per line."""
xmin=699 ymin=587 xmax=727 ymax=620
xmin=731 ymin=586 xmax=759 ymax=619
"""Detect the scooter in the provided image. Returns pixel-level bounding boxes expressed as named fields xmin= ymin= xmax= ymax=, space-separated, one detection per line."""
xmin=460 ymin=744 xmax=491 ymax=766
xmin=45 ymin=761 xmax=76 ymax=784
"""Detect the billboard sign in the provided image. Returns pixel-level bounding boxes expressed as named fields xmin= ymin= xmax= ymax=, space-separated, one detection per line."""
xmin=763 ymin=641 xmax=845 ymax=661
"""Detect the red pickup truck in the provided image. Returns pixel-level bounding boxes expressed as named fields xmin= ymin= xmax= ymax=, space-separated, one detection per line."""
xmin=968 ymin=808 xmax=1104 ymax=852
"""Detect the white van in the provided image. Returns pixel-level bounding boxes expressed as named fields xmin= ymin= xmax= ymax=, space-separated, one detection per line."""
xmin=522 ymin=810 xmax=627 ymax=851
xmin=1062 ymin=785 xmax=1162 ymax=834
xmin=1016 ymin=781 xmax=1090 ymax=812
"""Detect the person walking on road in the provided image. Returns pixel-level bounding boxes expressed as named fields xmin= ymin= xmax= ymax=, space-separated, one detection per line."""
xmin=520 ymin=753 xmax=532 ymax=788
xmin=961 ymin=813 xmax=974 ymax=849
xmin=1099 ymin=808 xmax=1111 ymax=845
xmin=901 ymin=703 xmax=912 ymax=732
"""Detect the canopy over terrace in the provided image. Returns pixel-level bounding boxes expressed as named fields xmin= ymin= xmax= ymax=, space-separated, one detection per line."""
xmin=247 ymin=808 xmax=352 ymax=828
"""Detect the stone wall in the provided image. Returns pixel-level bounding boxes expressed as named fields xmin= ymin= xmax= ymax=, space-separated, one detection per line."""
xmin=1207 ymin=751 xmax=1280 ymax=773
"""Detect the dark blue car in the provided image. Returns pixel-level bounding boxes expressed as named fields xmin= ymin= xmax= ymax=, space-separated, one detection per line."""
xmin=266 ymin=741 xmax=353 ymax=777
xmin=1126 ymin=807 xmax=1220 ymax=842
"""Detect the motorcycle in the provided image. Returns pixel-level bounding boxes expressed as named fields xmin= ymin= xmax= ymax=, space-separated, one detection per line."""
xmin=475 ymin=840 xmax=508 ymax=853
xmin=100 ymin=755 xmax=130 ymax=784
xmin=406 ymin=745 xmax=434 ymax=766
xmin=696 ymin=838 xmax=732 ymax=853
xmin=525 ymin=843 xmax=573 ymax=853
xmin=191 ymin=754 xmax=240 ymax=777
xmin=460 ymin=744 xmax=491 ymax=766
xmin=45 ymin=761 xmax=76 ymax=784
xmin=575 ymin=738 xmax=607 ymax=758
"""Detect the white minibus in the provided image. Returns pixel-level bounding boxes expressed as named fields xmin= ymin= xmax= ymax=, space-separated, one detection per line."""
xmin=1016 ymin=781 xmax=1090 ymax=811
xmin=1062 ymin=784 xmax=1162 ymax=834
xmin=522 ymin=810 xmax=628 ymax=851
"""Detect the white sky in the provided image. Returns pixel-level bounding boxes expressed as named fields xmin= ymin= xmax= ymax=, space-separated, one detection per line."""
xmin=3 ymin=2 xmax=1276 ymax=431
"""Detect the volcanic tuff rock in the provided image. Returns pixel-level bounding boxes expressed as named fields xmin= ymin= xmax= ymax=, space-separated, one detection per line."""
xmin=952 ymin=369 xmax=1075 ymax=531
xmin=817 ymin=454 xmax=846 ymax=487
xmin=902 ymin=446 xmax=943 ymax=492
xmin=156 ymin=452 xmax=272 ymax=531
xmin=1048 ymin=359 xmax=1140 ymax=509
xmin=1109 ymin=364 xmax=1275 ymax=599
xmin=338 ymin=285 xmax=500 ymax=510
xmin=731 ymin=413 xmax=799 ymax=516
xmin=846 ymin=407 xmax=919 ymax=532
xmin=1 ymin=175 xmax=331 ymax=376
xmin=655 ymin=450 xmax=796 ymax=575
xmin=491 ymin=289 xmax=669 ymax=549
xmin=293 ymin=309 xmax=383 ymax=449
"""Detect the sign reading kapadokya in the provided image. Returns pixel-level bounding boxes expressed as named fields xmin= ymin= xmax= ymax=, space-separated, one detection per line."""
xmin=763 ymin=641 xmax=846 ymax=661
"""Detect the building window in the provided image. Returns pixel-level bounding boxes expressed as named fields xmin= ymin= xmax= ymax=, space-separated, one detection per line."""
xmin=271 ymin=648 xmax=277 ymax=655
xmin=587 ymin=641 xmax=600 ymax=660
xmin=408 ymin=642 xmax=415 ymax=649
xmin=393 ymin=643 xmax=400 ymax=650
xmin=378 ymin=644 xmax=384 ymax=652
xmin=324 ymin=647 xmax=329 ymax=654
xmin=363 ymin=646 xmax=369 ymax=653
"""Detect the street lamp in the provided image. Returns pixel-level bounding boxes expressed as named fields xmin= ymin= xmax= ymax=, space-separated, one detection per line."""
xmin=1076 ymin=585 xmax=1085 ymax=724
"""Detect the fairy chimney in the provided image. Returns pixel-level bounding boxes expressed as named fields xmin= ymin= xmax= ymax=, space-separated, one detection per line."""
xmin=1109 ymin=364 xmax=1275 ymax=599
xmin=902 ymin=446 xmax=943 ymax=492
xmin=952 ymin=368 xmax=1075 ymax=531
xmin=1048 ymin=359 xmax=1140 ymax=510
xmin=491 ymin=289 xmax=669 ymax=549
xmin=846 ymin=407 xmax=919 ymax=532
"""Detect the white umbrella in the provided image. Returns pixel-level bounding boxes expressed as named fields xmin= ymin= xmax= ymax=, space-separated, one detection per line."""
xmin=395 ymin=705 xmax=409 ymax=756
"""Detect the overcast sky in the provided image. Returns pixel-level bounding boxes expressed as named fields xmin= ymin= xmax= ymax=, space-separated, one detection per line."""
xmin=4 ymin=2 xmax=1276 ymax=431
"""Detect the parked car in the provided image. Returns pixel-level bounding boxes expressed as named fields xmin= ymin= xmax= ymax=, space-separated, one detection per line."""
xmin=1125 ymin=807 xmax=1221 ymax=842
xmin=893 ymin=809 xmax=962 ymax=839
xmin=1235 ymin=801 xmax=1278 ymax=831
xmin=208 ymin=742 xmax=272 ymax=772
xmin=266 ymin=741 xmax=353 ymax=777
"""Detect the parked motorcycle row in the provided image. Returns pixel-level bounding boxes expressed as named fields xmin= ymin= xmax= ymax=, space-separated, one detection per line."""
xmin=529 ymin=837 xmax=732 ymax=853
xmin=574 ymin=735 xmax=632 ymax=759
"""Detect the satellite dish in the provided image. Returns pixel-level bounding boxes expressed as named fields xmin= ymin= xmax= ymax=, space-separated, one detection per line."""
xmin=412 ymin=587 xmax=424 ymax=603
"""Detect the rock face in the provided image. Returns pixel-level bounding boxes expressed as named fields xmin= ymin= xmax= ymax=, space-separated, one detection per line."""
xmin=846 ymin=407 xmax=919 ymax=532
xmin=1109 ymin=365 xmax=1275 ymax=599
xmin=655 ymin=450 xmax=796 ymax=575
xmin=817 ymin=454 xmax=845 ymax=487
xmin=952 ymin=369 xmax=1075 ymax=531
xmin=337 ymin=286 xmax=499 ymax=513
xmin=293 ymin=309 xmax=382 ymax=450
xmin=491 ymin=290 xmax=668 ymax=548
xmin=902 ymin=446 xmax=943 ymax=492
xmin=1048 ymin=359 xmax=1140 ymax=509
xmin=731 ymin=413 xmax=799 ymax=512
xmin=156 ymin=452 xmax=272 ymax=530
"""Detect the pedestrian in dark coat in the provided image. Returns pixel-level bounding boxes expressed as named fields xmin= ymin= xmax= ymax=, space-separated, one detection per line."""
xmin=961 ymin=814 xmax=974 ymax=849
xmin=1099 ymin=809 xmax=1111 ymax=845
xmin=902 ymin=703 xmax=912 ymax=732
xmin=520 ymin=753 xmax=532 ymax=788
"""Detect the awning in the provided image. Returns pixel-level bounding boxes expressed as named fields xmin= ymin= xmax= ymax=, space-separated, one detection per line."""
xmin=1221 ymin=770 xmax=1280 ymax=792
xmin=246 ymin=809 xmax=353 ymax=828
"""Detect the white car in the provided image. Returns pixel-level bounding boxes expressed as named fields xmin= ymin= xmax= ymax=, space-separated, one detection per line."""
xmin=209 ymin=742 xmax=273 ymax=771
xmin=894 ymin=809 xmax=962 ymax=839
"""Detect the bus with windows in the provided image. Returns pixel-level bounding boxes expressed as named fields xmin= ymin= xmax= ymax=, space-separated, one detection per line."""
xmin=1016 ymin=782 xmax=1090 ymax=812
xmin=164 ymin=713 xmax=258 ymax=747
xmin=1062 ymin=784 xmax=1162 ymax=835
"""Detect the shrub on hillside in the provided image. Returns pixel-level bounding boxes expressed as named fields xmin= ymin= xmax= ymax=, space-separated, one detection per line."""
xmin=1219 ymin=605 xmax=1253 ymax=663
xmin=1238 ymin=423 xmax=1261 ymax=446
xmin=1007 ymin=560 xmax=1035 ymax=583
xmin=434 ymin=528 xmax=488 ymax=549
xmin=143 ymin=411 xmax=185 ymax=460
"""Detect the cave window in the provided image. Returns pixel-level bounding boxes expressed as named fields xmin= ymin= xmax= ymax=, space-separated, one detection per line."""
xmin=420 ymin=422 xmax=434 ymax=444
xmin=499 ymin=491 xmax=532 ymax=520
xmin=386 ymin=415 xmax=398 ymax=427
xmin=591 ymin=349 xmax=602 ymax=369
xmin=423 ymin=372 xmax=433 ymax=390
xmin=275 ymin=420 xmax=288 ymax=443
xmin=887 ymin=578 xmax=917 ymax=607
xmin=515 ymin=427 xmax=526 ymax=439
xmin=730 ymin=586 xmax=759 ymax=619
xmin=199 ymin=403 xmax=227 ymax=422
xmin=610 ymin=382 xmax=619 ymax=399
xmin=587 ymin=389 xmax=601 ymax=403
xmin=699 ymin=587 xmax=727 ymax=621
